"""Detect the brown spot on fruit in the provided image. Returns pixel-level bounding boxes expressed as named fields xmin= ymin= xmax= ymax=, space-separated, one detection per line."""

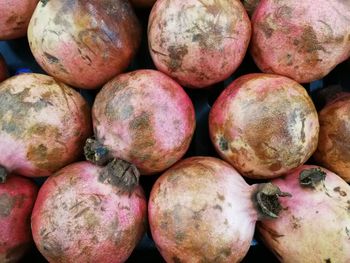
xmin=0 ymin=193 xmax=15 ymax=217
xmin=333 ymin=186 xmax=347 ymax=197
xmin=219 ymin=136 xmax=229 ymax=151
xmin=213 ymin=204 xmax=223 ymax=212
xmin=173 ymin=256 xmax=182 ymax=263
xmin=217 ymin=192 xmax=225 ymax=201
xmin=44 ymin=52 xmax=60 ymax=64
xmin=167 ymin=45 xmax=188 ymax=71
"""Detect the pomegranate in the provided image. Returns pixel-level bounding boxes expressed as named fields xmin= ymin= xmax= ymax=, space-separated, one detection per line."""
xmin=148 ymin=0 xmax=251 ymax=88
xmin=0 ymin=174 xmax=38 ymax=263
xmin=28 ymin=0 xmax=141 ymax=89
xmin=258 ymin=165 xmax=350 ymax=262
xmin=149 ymin=156 xmax=290 ymax=262
xmin=31 ymin=160 xmax=147 ymax=263
xmin=86 ymin=69 xmax=195 ymax=175
xmin=251 ymin=0 xmax=350 ymax=83
xmin=129 ymin=0 xmax=157 ymax=8
xmin=0 ymin=53 xmax=9 ymax=82
xmin=0 ymin=73 xmax=91 ymax=178
xmin=209 ymin=73 xmax=319 ymax=179
xmin=313 ymin=94 xmax=350 ymax=182
xmin=0 ymin=0 xmax=38 ymax=40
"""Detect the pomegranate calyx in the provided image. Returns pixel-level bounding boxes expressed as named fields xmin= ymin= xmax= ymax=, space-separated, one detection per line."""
xmin=256 ymin=183 xmax=291 ymax=219
xmin=0 ymin=166 xmax=6 ymax=183
xmin=84 ymin=138 xmax=110 ymax=166
xmin=299 ymin=168 xmax=326 ymax=188
xmin=99 ymin=159 xmax=140 ymax=193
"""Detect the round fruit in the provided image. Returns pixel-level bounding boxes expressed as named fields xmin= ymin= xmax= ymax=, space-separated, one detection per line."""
xmin=0 ymin=73 xmax=91 ymax=177
xmin=28 ymin=0 xmax=141 ymax=89
xmin=148 ymin=0 xmax=251 ymax=88
xmin=209 ymin=73 xmax=319 ymax=179
xmin=250 ymin=0 xmax=350 ymax=83
xmin=31 ymin=160 xmax=147 ymax=263
xmin=86 ymin=69 xmax=195 ymax=175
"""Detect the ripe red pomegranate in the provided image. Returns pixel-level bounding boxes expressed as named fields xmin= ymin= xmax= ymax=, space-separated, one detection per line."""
xmin=0 ymin=73 xmax=91 ymax=178
xmin=149 ymin=156 xmax=290 ymax=262
xmin=0 ymin=54 xmax=9 ymax=82
xmin=148 ymin=0 xmax=251 ymax=88
xmin=209 ymin=73 xmax=319 ymax=179
xmin=251 ymin=0 xmax=350 ymax=83
xmin=314 ymin=94 xmax=350 ymax=182
xmin=0 ymin=175 xmax=38 ymax=263
xmin=258 ymin=165 xmax=350 ymax=262
xmin=28 ymin=0 xmax=141 ymax=89
xmin=0 ymin=0 xmax=38 ymax=40
xmin=130 ymin=0 xmax=156 ymax=8
xmin=86 ymin=69 xmax=195 ymax=175
xmin=31 ymin=160 xmax=147 ymax=263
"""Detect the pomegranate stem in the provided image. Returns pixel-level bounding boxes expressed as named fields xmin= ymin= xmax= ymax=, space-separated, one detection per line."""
xmin=256 ymin=183 xmax=291 ymax=219
xmin=299 ymin=168 xmax=326 ymax=188
xmin=84 ymin=138 xmax=110 ymax=165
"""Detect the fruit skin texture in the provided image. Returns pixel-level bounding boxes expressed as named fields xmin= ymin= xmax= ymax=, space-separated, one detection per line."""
xmin=0 ymin=73 xmax=91 ymax=177
xmin=0 ymin=175 xmax=38 ymax=263
xmin=130 ymin=0 xmax=157 ymax=8
xmin=314 ymin=94 xmax=350 ymax=182
xmin=28 ymin=0 xmax=141 ymax=89
xmin=148 ymin=0 xmax=251 ymax=88
xmin=92 ymin=69 xmax=195 ymax=175
xmin=0 ymin=0 xmax=38 ymax=40
xmin=251 ymin=0 xmax=350 ymax=83
xmin=31 ymin=161 xmax=147 ymax=263
xmin=209 ymin=73 xmax=319 ymax=179
xmin=258 ymin=165 xmax=350 ymax=263
xmin=149 ymin=156 xmax=260 ymax=263
xmin=0 ymin=54 xmax=9 ymax=82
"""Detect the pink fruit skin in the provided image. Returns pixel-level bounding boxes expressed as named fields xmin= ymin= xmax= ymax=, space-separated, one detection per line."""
xmin=28 ymin=0 xmax=141 ymax=89
xmin=148 ymin=0 xmax=251 ymax=88
xmin=314 ymin=94 xmax=350 ymax=182
xmin=209 ymin=73 xmax=319 ymax=179
xmin=0 ymin=54 xmax=9 ymax=82
xmin=31 ymin=161 xmax=147 ymax=263
xmin=92 ymin=69 xmax=195 ymax=175
xmin=0 ymin=175 xmax=38 ymax=263
xmin=251 ymin=0 xmax=350 ymax=83
xmin=149 ymin=156 xmax=259 ymax=263
xmin=0 ymin=0 xmax=38 ymax=40
xmin=258 ymin=165 xmax=350 ymax=263
xmin=0 ymin=73 xmax=91 ymax=177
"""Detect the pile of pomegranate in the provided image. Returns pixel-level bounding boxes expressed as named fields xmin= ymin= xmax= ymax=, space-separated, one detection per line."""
xmin=0 ymin=0 xmax=349 ymax=262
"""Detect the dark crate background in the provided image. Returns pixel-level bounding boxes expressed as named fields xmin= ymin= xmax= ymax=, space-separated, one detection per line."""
xmin=0 ymin=6 xmax=349 ymax=263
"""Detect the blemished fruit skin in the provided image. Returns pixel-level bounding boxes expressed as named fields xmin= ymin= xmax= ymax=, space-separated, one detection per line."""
xmin=148 ymin=0 xmax=251 ymax=88
xmin=91 ymin=69 xmax=195 ymax=175
xmin=258 ymin=165 xmax=350 ymax=263
xmin=28 ymin=0 xmax=141 ymax=89
xmin=149 ymin=157 xmax=260 ymax=263
xmin=130 ymin=0 xmax=157 ymax=8
xmin=0 ymin=73 xmax=91 ymax=177
xmin=314 ymin=94 xmax=350 ymax=182
xmin=209 ymin=73 xmax=319 ymax=179
xmin=31 ymin=161 xmax=147 ymax=263
xmin=0 ymin=175 xmax=38 ymax=263
xmin=251 ymin=0 xmax=350 ymax=83
xmin=0 ymin=54 xmax=9 ymax=82
xmin=0 ymin=0 xmax=38 ymax=40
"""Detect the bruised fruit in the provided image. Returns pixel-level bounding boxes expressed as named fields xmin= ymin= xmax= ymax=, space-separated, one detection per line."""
xmin=129 ymin=0 xmax=157 ymax=8
xmin=251 ymin=0 xmax=350 ymax=83
xmin=0 ymin=175 xmax=38 ymax=263
xmin=0 ymin=54 xmax=9 ymax=82
xmin=0 ymin=73 xmax=91 ymax=178
xmin=149 ymin=156 xmax=290 ymax=263
xmin=258 ymin=165 xmax=350 ymax=263
xmin=314 ymin=94 xmax=350 ymax=182
xmin=148 ymin=0 xmax=251 ymax=88
xmin=31 ymin=160 xmax=147 ymax=263
xmin=28 ymin=0 xmax=141 ymax=89
xmin=0 ymin=0 xmax=38 ymax=40
xmin=87 ymin=69 xmax=195 ymax=175
xmin=209 ymin=73 xmax=319 ymax=179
